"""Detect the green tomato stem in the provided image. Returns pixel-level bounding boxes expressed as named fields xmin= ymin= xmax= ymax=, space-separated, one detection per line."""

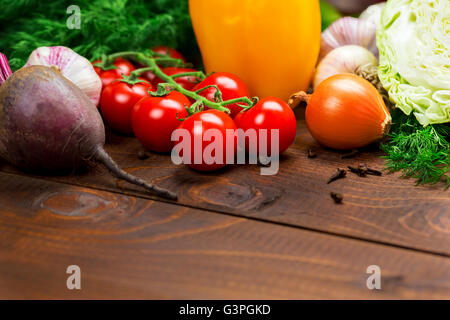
xmin=170 ymin=71 xmax=206 ymax=81
xmin=153 ymin=57 xmax=185 ymax=67
xmin=103 ymin=51 xmax=257 ymax=115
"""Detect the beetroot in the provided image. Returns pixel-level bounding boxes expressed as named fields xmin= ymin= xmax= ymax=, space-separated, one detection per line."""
xmin=0 ymin=55 xmax=176 ymax=200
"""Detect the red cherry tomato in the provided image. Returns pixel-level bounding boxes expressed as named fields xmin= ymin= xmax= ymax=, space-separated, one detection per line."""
xmin=233 ymin=110 xmax=245 ymax=127
xmin=152 ymin=46 xmax=186 ymax=63
xmin=193 ymin=72 xmax=250 ymax=118
xmin=100 ymin=79 xmax=153 ymax=134
xmin=93 ymin=58 xmax=135 ymax=88
xmin=92 ymin=60 xmax=102 ymax=75
xmin=236 ymin=97 xmax=297 ymax=155
xmin=153 ymin=67 xmax=200 ymax=90
xmin=132 ymin=91 xmax=191 ymax=153
xmin=175 ymin=109 xmax=237 ymax=171
xmin=141 ymin=70 xmax=158 ymax=84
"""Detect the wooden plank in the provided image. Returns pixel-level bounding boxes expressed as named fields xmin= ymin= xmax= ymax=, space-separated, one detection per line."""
xmin=0 ymin=114 xmax=449 ymax=256
xmin=0 ymin=172 xmax=449 ymax=299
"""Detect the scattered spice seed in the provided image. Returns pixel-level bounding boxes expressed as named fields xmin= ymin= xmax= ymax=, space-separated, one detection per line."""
xmin=366 ymin=167 xmax=383 ymax=176
xmin=359 ymin=163 xmax=368 ymax=171
xmin=307 ymin=148 xmax=317 ymax=158
xmin=341 ymin=149 xmax=359 ymax=159
xmin=137 ymin=150 xmax=149 ymax=160
xmin=358 ymin=163 xmax=370 ymax=176
xmin=330 ymin=192 xmax=344 ymax=204
xmin=348 ymin=164 xmax=383 ymax=177
xmin=327 ymin=168 xmax=347 ymax=184
xmin=348 ymin=165 xmax=367 ymax=177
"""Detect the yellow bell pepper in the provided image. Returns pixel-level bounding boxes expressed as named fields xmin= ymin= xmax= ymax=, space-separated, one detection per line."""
xmin=189 ymin=0 xmax=321 ymax=100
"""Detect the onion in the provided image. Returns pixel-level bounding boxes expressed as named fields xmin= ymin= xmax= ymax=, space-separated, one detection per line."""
xmin=289 ymin=74 xmax=391 ymax=150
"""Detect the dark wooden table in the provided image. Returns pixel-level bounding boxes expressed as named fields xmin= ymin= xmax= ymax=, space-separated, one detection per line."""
xmin=0 ymin=111 xmax=449 ymax=299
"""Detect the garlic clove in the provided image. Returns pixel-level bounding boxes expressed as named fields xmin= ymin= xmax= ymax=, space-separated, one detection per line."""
xmin=360 ymin=3 xmax=386 ymax=28
xmin=314 ymin=45 xmax=378 ymax=89
xmin=26 ymin=46 xmax=102 ymax=106
xmin=320 ymin=17 xmax=378 ymax=61
xmin=0 ymin=53 xmax=13 ymax=86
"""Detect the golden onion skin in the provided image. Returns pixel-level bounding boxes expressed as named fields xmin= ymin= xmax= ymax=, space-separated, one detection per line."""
xmin=305 ymin=73 xmax=391 ymax=150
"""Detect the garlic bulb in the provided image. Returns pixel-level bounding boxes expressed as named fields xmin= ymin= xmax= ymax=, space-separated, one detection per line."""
xmin=360 ymin=3 xmax=386 ymax=27
xmin=320 ymin=17 xmax=378 ymax=61
xmin=0 ymin=53 xmax=12 ymax=86
xmin=314 ymin=45 xmax=378 ymax=89
xmin=26 ymin=46 xmax=102 ymax=106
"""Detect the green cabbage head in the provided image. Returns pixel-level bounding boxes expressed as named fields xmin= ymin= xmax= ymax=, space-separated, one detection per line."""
xmin=377 ymin=0 xmax=449 ymax=126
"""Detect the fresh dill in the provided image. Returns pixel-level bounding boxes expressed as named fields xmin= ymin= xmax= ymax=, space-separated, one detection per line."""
xmin=382 ymin=109 xmax=450 ymax=187
xmin=0 ymin=0 xmax=200 ymax=71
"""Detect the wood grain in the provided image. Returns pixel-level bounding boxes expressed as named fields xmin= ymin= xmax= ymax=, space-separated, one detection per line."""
xmin=1 ymin=114 xmax=448 ymax=256
xmin=0 ymin=172 xmax=449 ymax=299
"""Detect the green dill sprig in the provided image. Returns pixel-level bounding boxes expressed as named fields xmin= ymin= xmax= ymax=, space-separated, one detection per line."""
xmin=382 ymin=109 xmax=450 ymax=188
xmin=0 ymin=0 xmax=200 ymax=71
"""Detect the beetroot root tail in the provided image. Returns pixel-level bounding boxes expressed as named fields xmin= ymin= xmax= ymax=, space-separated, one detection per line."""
xmin=95 ymin=147 xmax=177 ymax=201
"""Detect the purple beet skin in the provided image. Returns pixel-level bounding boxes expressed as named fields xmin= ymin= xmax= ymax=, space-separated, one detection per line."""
xmin=0 ymin=65 xmax=104 ymax=169
xmin=0 ymin=64 xmax=176 ymax=200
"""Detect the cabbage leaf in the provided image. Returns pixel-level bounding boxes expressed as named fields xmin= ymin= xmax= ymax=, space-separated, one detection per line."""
xmin=377 ymin=0 xmax=450 ymax=126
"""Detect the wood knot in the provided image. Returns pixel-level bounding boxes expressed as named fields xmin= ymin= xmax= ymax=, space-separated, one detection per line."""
xmin=35 ymin=190 xmax=116 ymax=217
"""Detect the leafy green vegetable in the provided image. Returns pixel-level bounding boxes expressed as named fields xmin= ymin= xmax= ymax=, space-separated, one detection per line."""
xmin=0 ymin=0 xmax=200 ymax=71
xmin=320 ymin=0 xmax=342 ymax=30
xmin=377 ymin=0 xmax=449 ymax=186
xmin=382 ymin=109 xmax=449 ymax=187
xmin=377 ymin=0 xmax=450 ymax=126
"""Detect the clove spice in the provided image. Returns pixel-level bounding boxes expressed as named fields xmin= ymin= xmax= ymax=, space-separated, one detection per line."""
xmin=307 ymin=148 xmax=317 ymax=158
xmin=348 ymin=165 xmax=367 ymax=177
xmin=137 ymin=150 xmax=149 ymax=160
xmin=327 ymin=168 xmax=347 ymax=184
xmin=348 ymin=163 xmax=382 ymax=177
xmin=330 ymin=192 xmax=344 ymax=204
xmin=366 ymin=166 xmax=383 ymax=176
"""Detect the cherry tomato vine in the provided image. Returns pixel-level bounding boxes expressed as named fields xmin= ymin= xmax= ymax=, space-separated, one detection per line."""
xmin=94 ymin=50 xmax=259 ymax=116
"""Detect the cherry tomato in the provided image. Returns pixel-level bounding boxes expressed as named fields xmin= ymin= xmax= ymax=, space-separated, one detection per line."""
xmin=175 ymin=109 xmax=237 ymax=171
xmin=153 ymin=67 xmax=200 ymax=90
xmin=233 ymin=110 xmax=245 ymax=127
xmin=152 ymin=46 xmax=186 ymax=63
xmin=132 ymin=91 xmax=191 ymax=153
xmin=193 ymin=72 xmax=250 ymax=118
xmin=141 ymin=70 xmax=158 ymax=85
xmin=236 ymin=97 xmax=297 ymax=156
xmin=100 ymin=79 xmax=153 ymax=134
xmin=93 ymin=58 xmax=135 ymax=88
